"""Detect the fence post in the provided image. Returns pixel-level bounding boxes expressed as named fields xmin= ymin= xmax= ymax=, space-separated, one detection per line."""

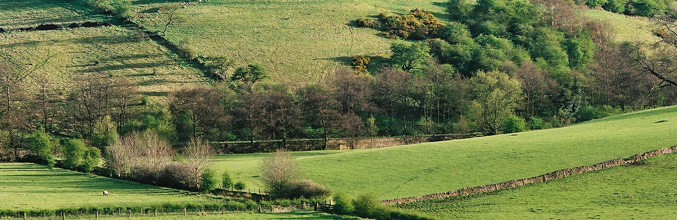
xmin=154 ymin=209 xmax=157 ymax=217
xmin=62 ymin=211 xmax=65 ymax=220
xmin=96 ymin=211 xmax=99 ymax=219
xmin=23 ymin=212 xmax=26 ymax=220
xmin=183 ymin=208 xmax=186 ymax=216
xmin=128 ymin=210 xmax=131 ymax=218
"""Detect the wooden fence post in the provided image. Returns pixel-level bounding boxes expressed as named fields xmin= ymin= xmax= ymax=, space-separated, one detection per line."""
xmin=128 ymin=210 xmax=131 ymax=218
xmin=154 ymin=209 xmax=157 ymax=217
xmin=183 ymin=208 xmax=187 ymax=216
xmin=23 ymin=212 xmax=26 ymax=220
xmin=96 ymin=211 xmax=99 ymax=219
xmin=62 ymin=211 xmax=65 ymax=220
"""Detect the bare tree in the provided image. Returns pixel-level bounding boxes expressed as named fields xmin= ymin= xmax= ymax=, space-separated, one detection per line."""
xmin=261 ymin=150 xmax=298 ymax=193
xmin=159 ymin=4 xmax=184 ymax=37
xmin=183 ymin=137 xmax=213 ymax=190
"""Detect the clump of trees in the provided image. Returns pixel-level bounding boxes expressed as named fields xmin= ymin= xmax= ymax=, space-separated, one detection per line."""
xmin=262 ymin=150 xmax=331 ymax=199
xmin=580 ymin=0 xmax=676 ymax=17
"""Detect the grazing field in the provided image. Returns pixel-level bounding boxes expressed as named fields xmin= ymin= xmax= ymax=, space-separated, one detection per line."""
xmin=584 ymin=9 xmax=662 ymax=44
xmin=0 ymin=26 xmax=206 ymax=102
xmin=400 ymin=152 xmax=677 ymax=219
xmin=0 ymin=0 xmax=110 ymax=30
xmin=0 ymin=163 xmax=219 ymax=210
xmin=129 ymin=0 xmax=446 ymax=86
xmin=79 ymin=212 xmax=359 ymax=220
xmin=212 ymin=106 xmax=677 ymax=200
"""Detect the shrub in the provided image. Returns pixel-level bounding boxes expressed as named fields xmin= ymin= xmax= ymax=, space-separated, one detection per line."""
xmin=529 ymin=117 xmax=544 ymax=130
xmin=80 ymin=147 xmax=101 ymax=172
xmin=234 ymin=181 xmax=246 ymax=191
xmin=63 ymin=139 xmax=87 ymax=170
xmin=262 ymin=150 xmax=298 ymax=195
xmin=277 ymin=179 xmax=331 ymax=199
xmin=222 ymin=170 xmax=233 ymax=190
xmin=351 ymin=55 xmax=371 ymax=74
xmin=375 ymin=9 xmax=445 ymax=40
xmin=91 ymin=115 xmax=118 ymax=148
xmin=503 ymin=115 xmax=526 ymax=133
xmin=200 ymin=168 xmax=219 ymax=192
xmin=28 ymin=129 xmax=55 ymax=168
xmin=355 ymin=18 xmax=379 ymax=28
xmin=160 ymin=162 xmax=197 ymax=190
xmin=353 ymin=194 xmax=388 ymax=219
xmin=332 ymin=192 xmax=354 ymax=215
xmin=576 ymin=105 xmax=619 ymax=122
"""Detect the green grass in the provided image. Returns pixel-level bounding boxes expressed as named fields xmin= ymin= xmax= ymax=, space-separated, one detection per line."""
xmin=584 ymin=9 xmax=661 ymax=44
xmin=0 ymin=26 xmax=206 ymax=102
xmin=0 ymin=163 xmax=218 ymax=210
xmin=400 ymin=152 xmax=677 ymax=219
xmin=129 ymin=0 xmax=446 ymax=86
xmin=0 ymin=0 xmax=110 ymax=30
xmin=12 ymin=212 xmax=358 ymax=220
xmin=211 ymin=106 xmax=677 ymax=200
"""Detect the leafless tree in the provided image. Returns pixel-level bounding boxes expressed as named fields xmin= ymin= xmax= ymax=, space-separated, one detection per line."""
xmin=262 ymin=150 xmax=298 ymax=193
xmin=183 ymin=137 xmax=213 ymax=190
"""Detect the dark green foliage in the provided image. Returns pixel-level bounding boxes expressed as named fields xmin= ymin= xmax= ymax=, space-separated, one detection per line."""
xmin=332 ymin=192 xmax=355 ymax=215
xmin=63 ymin=139 xmax=87 ymax=170
xmin=200 ymin=169 xmax=218 ymax=192
xmin=564 ymin=33 xmax=597 ymax=69
xmin=587 ymin=0 xmax=610 ymax=7
xmin=352 ymin=194 xmax=433 ymax=220
xmin=503 ymin=115 xmax=526 ymax=133
xmin=389 ymin=42 xmax=431 ymax=74
xmin=80 ymin=147 xmax=101 ymax=172
xmin=231 ymin=64 xmax=268 ymax=91
xmin=576 ymin=105 xmax=620 ymax=122
xmin=529 ymin=117 xmax=544 ymax=130
xmin=234 ymin=181 xmax=246 ymax=191
xmin=91 ymin=115 xmax=118 ymax=148
xmin=28 ymin=129 xmax=55 ymax=168
xmin=604 ymin=0 xmax=628 ymax=12
xmin=626 ymin=0 xmax=661 ymax=16
xmin=446 ymin=0 xmax=474 ymax=21
xmin=222 ymin=170 xmax=233 ymax=189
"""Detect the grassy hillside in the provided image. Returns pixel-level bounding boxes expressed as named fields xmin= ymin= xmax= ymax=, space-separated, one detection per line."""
xmin=0 ymin=163 xmax=218 ymax=210
xmin=129 ymin=0 xmax=446 ymax=86
xmin=212 ymin=106 xmax=677 ymax=199
xmin=584 ymin=9 xmax=661 ymax=44
xmin=401 ymin=152 xmax=677 ymax=219
xmin=0 ymin=26 xmax=206 ymax=102
xmin=0 ymin=0 xmax=110 ymax=30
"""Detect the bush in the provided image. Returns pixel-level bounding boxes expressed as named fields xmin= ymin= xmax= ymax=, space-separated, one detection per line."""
xmin=159 ymin=162 xmax=198 ymax=190
xmin=200 ymin=168 xmax=219 ymax=192
xmin=503 ymin=115 xmax=526 ymax=133
xmin=351 ymin=55 xmax=371 ymax=74
xmin=353 ymin=194 xmax=385 ymax=218
xmin=276 ymin=179 xmax=331 ymax=199
xmin=529 ymin=117 xmax=544 ymax=130
xmin=28 ymin=129 xmax=55 ymax=168
xmin=332 ymin=192 xmax=354 ymax=215
xmin=80 ymin=147 xmax=101 ymax=172
xmin=222 ymin=170 xmax=233 ymax=190
xmin=576 ymin=105 xmax=619 ymax=122
xmin=91 ymin=115 xmax=118 ymax=148
xmin=234 ymin=181 xmax=246 ymax=191
xmin=355 ymin=18 xmax=379 ymax=28
xmin=63 ymin=139 xmax=87 ymax=170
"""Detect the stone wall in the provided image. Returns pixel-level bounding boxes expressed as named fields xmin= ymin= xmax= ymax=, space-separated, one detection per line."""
xmin=382 ymin=145 xmax=677 ymax=205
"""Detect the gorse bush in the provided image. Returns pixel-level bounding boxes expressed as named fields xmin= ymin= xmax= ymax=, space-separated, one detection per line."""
xmin=357 ymin=9 xmax=445 ymax=40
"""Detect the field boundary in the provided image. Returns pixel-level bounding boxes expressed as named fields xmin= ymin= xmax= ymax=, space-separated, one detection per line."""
xmin=382 ymin=145 xmax=677 ymax=205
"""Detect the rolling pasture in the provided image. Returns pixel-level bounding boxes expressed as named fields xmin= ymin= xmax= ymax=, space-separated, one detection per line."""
xmin=0 ymin=163 xmax=217 ymax=210
xmin=400 ymin=152 xmax=677 ymax=219
xmin=212 ymin=106 xmax=677 ymax=200
xmin=0 ymin=26 xmax=206 ymax=102
xmin=128 ymin=0 xmax=447 ymax=86
xmin=0 ymin=0 xmax=110 ymax=30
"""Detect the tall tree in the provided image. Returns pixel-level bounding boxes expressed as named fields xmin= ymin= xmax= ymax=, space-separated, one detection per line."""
xmin=469 ymin=70 xmax=523 ymax=134
xmin=297 ymin=84 xmax=340 ymax=148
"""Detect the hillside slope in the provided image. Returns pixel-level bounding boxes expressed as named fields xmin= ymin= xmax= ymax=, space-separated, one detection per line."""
xmin=213 ymin=106 xmax=677 ymax=199
xmin=401 ymin=152 xmax=677 ymax=219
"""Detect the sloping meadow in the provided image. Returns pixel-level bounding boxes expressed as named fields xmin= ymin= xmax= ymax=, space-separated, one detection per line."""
xmin=212 ymin=106 xmax=677 ymax=200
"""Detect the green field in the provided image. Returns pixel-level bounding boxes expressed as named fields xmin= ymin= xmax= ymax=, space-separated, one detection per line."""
xmin=212 ymin=106 xmax=677 ymax=200
xmin=0 ymin=163 xmax=219 ymax=210
xmin=14 ymin=212 xmax=357 ymax=220
xmin=0 ymin=26 xmax=206 ymax=102
xmin=400 ymin=152 xmax=677 ymax=219
xmin=584 ymin=9 xmax=661 ymax=44
xmin=128 ymin=0 xmax=446 ymax=86
xmin=0 ymin=0 xmax=110 ymax=30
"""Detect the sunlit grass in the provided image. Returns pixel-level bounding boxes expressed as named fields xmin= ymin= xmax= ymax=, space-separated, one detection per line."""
xmin=212 ymin=106 xmax=677 ymax=199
